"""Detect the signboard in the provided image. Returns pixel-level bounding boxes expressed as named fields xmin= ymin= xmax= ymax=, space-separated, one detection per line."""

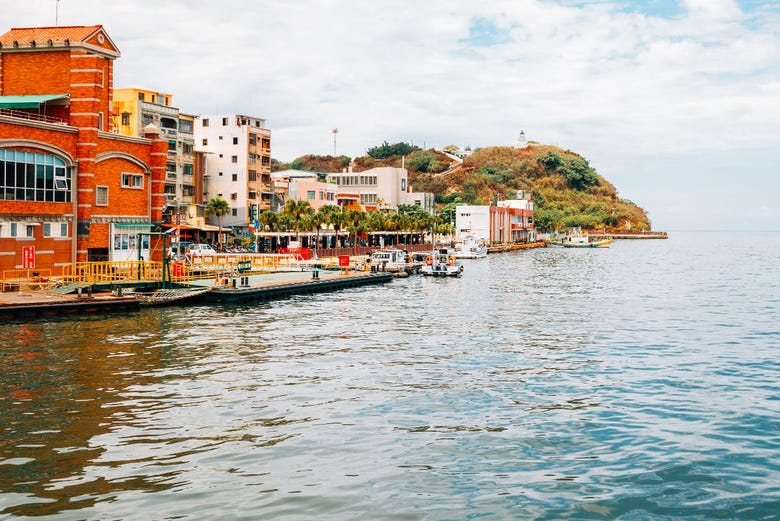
xmin=22 ymin=246 xmax=35 ymax=269
xmin=338 ymin=255 xmax=350 ymax=267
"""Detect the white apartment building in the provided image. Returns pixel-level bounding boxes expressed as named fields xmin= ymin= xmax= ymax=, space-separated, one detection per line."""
xmin=456 ymin=191 xmax=536 ymax=244
xmin=195 ymin=114 xmax=272 ymax=231
xmin=455 ymin=205 xmax=491 ymax=241
xmin=326 ymin=165 xmax=433 ymax=212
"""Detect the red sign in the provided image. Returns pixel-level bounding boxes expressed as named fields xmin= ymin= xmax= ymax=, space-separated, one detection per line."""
xmin=338 ymin=255 xmax=350 ymax=267
xmin=22 ymin=246 xmax=35 ymax=269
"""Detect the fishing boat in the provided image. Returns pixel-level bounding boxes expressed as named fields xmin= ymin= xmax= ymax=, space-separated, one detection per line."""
xmin=454 ymin=235 xmax=488 ymax=259
xmin=370 ymin=248 xmax=422 ymax=274
xmin=421 ymin=249 xmax=464 ymax=277
xmin=549 ymin=228 xmax=613 ymax=248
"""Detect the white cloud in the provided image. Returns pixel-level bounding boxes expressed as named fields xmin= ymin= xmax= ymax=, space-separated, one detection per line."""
xmin=2 ymin=0 xmax=779 ymax=229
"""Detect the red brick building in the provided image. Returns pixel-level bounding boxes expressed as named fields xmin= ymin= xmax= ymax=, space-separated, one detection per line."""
xmin=0 ymin=25 xmax=167 ymax=276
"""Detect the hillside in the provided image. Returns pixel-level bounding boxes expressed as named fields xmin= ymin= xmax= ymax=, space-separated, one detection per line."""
xmin=273 ymin=144 xmax=651 ymax=232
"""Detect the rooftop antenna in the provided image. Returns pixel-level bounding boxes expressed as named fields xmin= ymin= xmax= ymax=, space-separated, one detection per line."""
xmin=55 ymin=0 xmax=60 ymax=26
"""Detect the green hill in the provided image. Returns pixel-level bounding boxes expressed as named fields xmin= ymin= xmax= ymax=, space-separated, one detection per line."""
xmin=273 ymin=143 xmax=651 ymax=232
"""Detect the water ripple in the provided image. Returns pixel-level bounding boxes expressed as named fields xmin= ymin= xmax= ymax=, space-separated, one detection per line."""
xmin=1 ymin=232 xmax=779 ymax=519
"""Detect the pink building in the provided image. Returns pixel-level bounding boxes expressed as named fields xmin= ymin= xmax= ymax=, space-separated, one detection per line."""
xmin=271 ymin=169 xmax=337 ymax=211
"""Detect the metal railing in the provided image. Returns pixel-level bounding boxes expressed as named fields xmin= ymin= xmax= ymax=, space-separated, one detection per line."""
xmin=0 ymin=108 xmax=67 ymax=125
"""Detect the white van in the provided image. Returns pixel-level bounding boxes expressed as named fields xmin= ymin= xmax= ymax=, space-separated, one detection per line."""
xmin=187 ymin=244 xmax=217 ymax=256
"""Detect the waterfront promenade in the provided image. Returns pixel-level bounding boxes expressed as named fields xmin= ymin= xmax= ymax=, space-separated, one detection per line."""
xmin=0 ymin=265 xmax=391 ymax=322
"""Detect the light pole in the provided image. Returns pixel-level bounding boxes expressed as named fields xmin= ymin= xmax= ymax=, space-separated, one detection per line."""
xmin=332 ymin=128 xmax=338 ymax=156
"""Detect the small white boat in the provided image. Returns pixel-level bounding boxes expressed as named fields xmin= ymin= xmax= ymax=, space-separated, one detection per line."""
xmin=548 ymin=228 xmax=612 ymax=248
xmin=421 ymin=249 xmax=464 ymax=277
xmin=370 ymin=248 xmax=422 ymax=274
xmin=454 ymin=235 xmax=488 ymax=259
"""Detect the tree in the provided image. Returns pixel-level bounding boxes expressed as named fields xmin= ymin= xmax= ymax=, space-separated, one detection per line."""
xmin=258 ymin=210 xmax=278 ymax=233
xmin=317 ymin=204 xmax=341 ymax=247
xmin=563 ymin=157 xmax=599 ymax=190
xmin=366 ymin=141 xmax=419 ymax=159
xmin=282 ymin=199 xmax=314 ymax=240
xmin=206 ymin=197 xmax=230 ymax=250
xmin=537 ymin=151 xmax=563 ymax=172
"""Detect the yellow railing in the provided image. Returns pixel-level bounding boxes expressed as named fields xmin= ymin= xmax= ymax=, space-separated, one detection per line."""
xmin=61 ymin=260 xmax=165 ymax=285
xmin=1 ymin=268 xmax=54 ymax=292
xmin=185 ymin=253 xmax=306 ymax=278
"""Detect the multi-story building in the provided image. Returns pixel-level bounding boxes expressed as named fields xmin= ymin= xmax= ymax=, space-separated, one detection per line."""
xmin=326 ymin=165 xmax=433 ymax=213
xmin=194 ymin=114 xmax=272 ymax=233
xmin=456 ymin=191 xmax=536 ymax=244
xmin=112 ymin=88 xmax=204 ymax=237
xmin=271 ymin=169 xmax=337 ymax=211
xmin=0 ymin=25 xmax=168 ymax=272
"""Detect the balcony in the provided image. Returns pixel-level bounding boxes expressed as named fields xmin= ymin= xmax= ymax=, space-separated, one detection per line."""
xmin=139 ymin=100 xmax=179 ymax=116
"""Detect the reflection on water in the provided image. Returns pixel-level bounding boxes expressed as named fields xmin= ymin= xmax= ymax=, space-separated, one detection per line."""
xmin=1 ymin=232 xmax=779 ymax=520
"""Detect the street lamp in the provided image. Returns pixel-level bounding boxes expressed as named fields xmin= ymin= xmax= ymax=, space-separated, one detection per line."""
xmin=332 ymin=128 xmax=338 ymax=156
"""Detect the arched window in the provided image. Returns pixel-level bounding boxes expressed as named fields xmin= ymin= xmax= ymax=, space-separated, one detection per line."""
xmin=0 ymin=150 xmax=71 ymax=202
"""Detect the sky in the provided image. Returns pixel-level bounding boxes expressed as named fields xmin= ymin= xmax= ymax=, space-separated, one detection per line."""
xmin=2 ymin=0 xmax=779 ymax=231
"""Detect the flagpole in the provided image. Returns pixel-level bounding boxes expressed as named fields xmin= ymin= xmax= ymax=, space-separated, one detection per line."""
xmin=55 ymin=0 xmax=60 ymax=25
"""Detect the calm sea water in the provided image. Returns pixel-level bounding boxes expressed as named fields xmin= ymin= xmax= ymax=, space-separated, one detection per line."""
xmin=1 ymin=231 xmax=778 ymax=520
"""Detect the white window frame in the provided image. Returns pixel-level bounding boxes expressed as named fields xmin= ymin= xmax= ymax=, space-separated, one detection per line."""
xmin=43 ymin=222 xmax=69 ymax=238
xmin=96 ymin=185 xmax=109 ymax=206
xmin=121 ymin=173 xmax=144 ymax=189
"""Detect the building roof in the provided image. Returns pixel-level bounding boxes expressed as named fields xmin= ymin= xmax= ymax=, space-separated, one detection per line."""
xmin=0 ymin=25 xmax=120 ymax=58
xmin=0 ymin=94 xmax=69 ymax=109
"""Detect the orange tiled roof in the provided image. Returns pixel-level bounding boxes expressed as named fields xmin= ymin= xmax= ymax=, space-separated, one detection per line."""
xmin=0 ymin=25 xmax=103 ymax=46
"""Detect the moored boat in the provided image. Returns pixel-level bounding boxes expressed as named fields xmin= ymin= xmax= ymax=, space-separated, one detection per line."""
xmin=370 ymin=248 xmax=422 ymax=274
xmin=454 ymin=235 xmax=488 ymax=259
xmin=549 ymin=228 xmax=613 ymax=248
xmin=421 ymin=249 xmax=464 ymax=277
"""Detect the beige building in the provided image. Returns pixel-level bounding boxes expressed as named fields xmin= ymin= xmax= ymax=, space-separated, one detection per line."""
xmin=326 ymin=165 xmax=433 ymax=212
xmin=272 ymin=170 xmax=337 ymax=211
xmin=112 ymin=88 xmax=199 ymax=227
xmin=194 ymin=114 xmax=272 ymax=232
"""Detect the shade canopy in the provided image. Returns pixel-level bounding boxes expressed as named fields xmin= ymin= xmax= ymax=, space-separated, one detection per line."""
xmin=0 ymin=94 xmax=70 ymax=109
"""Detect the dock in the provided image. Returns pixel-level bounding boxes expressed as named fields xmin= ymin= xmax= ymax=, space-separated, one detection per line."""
xmin=0 ymin=269 xmax=392 ymax=322
xmin=487 ymin=241 xmax=547 ymax=254
xmin=0 ymin=292 xmax=140 ymax=322
xmin=205 ymin=271 xmax=392 ymax=304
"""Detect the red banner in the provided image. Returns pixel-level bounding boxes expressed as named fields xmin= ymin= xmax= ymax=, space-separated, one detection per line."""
xmin=22 ymin=246 xmax=35 ymax=269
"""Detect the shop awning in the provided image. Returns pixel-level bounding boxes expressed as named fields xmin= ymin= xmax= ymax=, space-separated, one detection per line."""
xmin=0 ymin=94 xmax=70 ymax=109
xmin=160 ymin=223 xmax=229 ymax=232
xmin=161 ymin=223 xmax=201 ymax=231
xmin=113 ymin=222 xmax=153 ymax=228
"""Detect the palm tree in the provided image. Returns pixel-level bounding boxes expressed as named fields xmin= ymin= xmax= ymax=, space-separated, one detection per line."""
xmin=309 ymin=212 xmax=325 ymax=250
xmin=257 ymin=210 xmax=278 ymax=251
xmin=365 ymin=211 xmax=387 ymax=247
xmin=206 ymin=197 xmax=230 ymax=250
xmin=318 ymin=204 xmax=341 ymax=248
xmin=386 ymin=211 xmax=402 ymax=247
xmin=344 ymin=209 xmax=364 ymax=247
xmin=282 ymin=199 xmax=313 ymax=241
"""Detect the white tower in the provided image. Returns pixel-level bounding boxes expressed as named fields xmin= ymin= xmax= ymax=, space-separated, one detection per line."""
xmin=516 ymin=130 xmax=527 ymax=148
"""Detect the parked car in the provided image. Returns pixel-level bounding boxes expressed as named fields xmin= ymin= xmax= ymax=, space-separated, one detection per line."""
xmin=168 ymin=241 xmax=193 ymax=258
xmin=186 ymin=244 xmax=217 ymax=256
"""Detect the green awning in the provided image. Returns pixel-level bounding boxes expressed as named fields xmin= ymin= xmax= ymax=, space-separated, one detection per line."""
xmin=0 ymin=94 xmax=70 ymax=109
xmin=113 ymin=222 xmax=153 ymax=228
